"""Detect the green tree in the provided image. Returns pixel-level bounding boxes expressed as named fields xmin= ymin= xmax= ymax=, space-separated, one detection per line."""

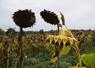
xmin=6 ymin=28 xmax=16 ymax=36
xmin=0 ymin=28 xmax=5 ymax=35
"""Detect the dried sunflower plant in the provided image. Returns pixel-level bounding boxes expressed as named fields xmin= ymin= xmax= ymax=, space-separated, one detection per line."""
xmin=46 ymin=12 xmax=84 ymax=68
xmin=12 ymin=9 xmax=36 ymax=68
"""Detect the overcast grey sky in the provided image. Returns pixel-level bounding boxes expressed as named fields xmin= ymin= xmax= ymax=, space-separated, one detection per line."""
xmin=0 ymin=0 xmax=95 ymax=31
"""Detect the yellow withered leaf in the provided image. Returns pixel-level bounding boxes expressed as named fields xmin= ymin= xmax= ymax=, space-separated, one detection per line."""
xmin=62 ymin=37 xmax=69 ymax=45
xmin=69 ymin=38 xmax=77 ymax=45
xmin=69 ymin=38 xmax=74 ymax=45
xmin=50 ymin=57 xmax=58 ymax=63
xmin=49 ymin=39 xmax=53 ymax=44
xmin=58 ymin=38 xmax=62 ymax=45
xmin=47 ymin=35 xmax=53 ymax=40
xmin=59 ymin=28 xmax=71 ymax=37
xmin=47 ymin=35 xmax=54 ymax=44
xmin=60 ymin=46 xmax=71 ymax=56
xmin=54 ymin=36 xmax=58 ymax=43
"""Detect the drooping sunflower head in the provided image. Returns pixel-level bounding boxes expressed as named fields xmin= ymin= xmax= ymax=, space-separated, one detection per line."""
xmin=12 ymin=9 xmax=36 ymax=28
xmin=40 ymin=9 xmax=59 ymax=25
xmin=46 ymin=35 xmax=77 ymax=46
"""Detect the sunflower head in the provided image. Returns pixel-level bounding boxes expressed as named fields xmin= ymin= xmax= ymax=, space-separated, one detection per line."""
xmin=40 ymin=9 xmax=59 ymax=25
xmin=12 ymin=9 xmax=36 ymax=28
xmin=46 ymin=35 xmax=77 ymax=46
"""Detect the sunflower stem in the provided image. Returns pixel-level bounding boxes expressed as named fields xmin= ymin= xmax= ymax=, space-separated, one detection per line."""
xmin=75 ymin=43 xmax=81 ymax=67
xmin=17 ymin=27 xmax=24 ymax=68
xmin=57 ymin=24 xmax=59 ymax=34
xmin=55 ymin=44 xmax=60 ymax=68
xmin=64 ymin=25 xmax=81 ymax=67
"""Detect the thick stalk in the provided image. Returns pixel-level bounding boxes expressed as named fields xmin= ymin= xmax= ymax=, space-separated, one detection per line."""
xmin=65 ymin=25 xmax=81 ymax=67
xmin=16 ymin=27 xmax=24 ymax=68
xmin=75 ymin=43 xmax=81 ymax=67
xmin=57 ymin=24 xmax=59 ymax=34
xmin=55 ymin=57 xmax=60 ymax=68
xmin=55 ymin=44 xmax=60 ymax=68
xmin=71 ymin=43 xmax=81 ymax=67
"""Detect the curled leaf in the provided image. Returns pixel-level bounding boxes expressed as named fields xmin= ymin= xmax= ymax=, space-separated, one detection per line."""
xmin=60 ymin=12 xmax=65 ymax=25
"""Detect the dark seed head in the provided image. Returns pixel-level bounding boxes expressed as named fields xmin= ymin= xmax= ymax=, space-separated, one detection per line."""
xmin=40 ymin=9 xmax=59 ymax=25
xmin=12 ymin=9 xmax=36 ymax=28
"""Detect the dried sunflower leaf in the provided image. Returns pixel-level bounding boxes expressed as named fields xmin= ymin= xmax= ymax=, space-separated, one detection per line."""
xmin=50 ymin=57 xmax=58 ymax=63
xmin=60 ymin=46 xmax=71 ymax=56
xmin=54 ymin=36 xmax=58 ymax=43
